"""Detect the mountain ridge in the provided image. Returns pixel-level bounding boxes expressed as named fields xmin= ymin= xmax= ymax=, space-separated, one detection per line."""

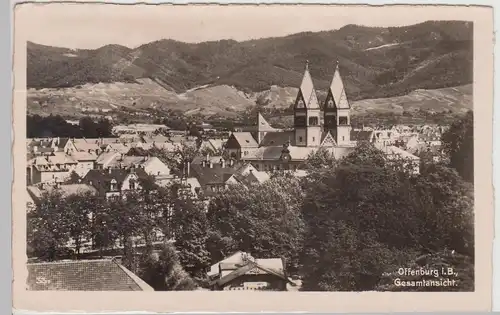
xmin=27 ymin=20 xmax=473 ymax=102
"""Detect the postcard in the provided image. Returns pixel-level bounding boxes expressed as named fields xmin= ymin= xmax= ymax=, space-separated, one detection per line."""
xmin=12 ymin=2 xmax=494 ymax=312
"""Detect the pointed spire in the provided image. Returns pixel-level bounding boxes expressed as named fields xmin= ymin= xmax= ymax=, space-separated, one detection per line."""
xmin=298 ymin=61 xmax=320 ymax=109
xmin=329 ymin=61 xmax=350 ymax=109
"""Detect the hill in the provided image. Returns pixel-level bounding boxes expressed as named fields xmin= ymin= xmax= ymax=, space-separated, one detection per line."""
xmin=28 ymin=20 xmax=473 ymax=101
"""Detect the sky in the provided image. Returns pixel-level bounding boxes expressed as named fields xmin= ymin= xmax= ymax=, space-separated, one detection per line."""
xmin=15 ymin=3 xmax=472 ymax=49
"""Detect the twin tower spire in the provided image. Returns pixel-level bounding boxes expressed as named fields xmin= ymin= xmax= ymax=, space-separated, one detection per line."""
xmin=294 ymin=60 xmax=352 ymax=147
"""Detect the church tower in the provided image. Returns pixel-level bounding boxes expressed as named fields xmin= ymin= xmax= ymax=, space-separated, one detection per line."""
xmin=324 ymin=61 xmax=352 ymax=146
xmin=294 ymin=61 xmax=322 ymax=147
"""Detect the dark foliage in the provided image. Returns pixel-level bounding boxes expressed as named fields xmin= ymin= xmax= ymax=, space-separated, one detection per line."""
xmin=27 ymin=114 xmax=113 ymax=138
xmin=442 ymin=110 xmax=474 ymax=182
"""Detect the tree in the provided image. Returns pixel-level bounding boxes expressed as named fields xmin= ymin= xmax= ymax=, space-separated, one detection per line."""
xmin=441 ymin=110 xmax=474 ymax=183
xmin=64 ymin=192 xmax=99 ymax=255
xmin=137 ymin=242 xmax=197 ymax=291
xmin=304 ymin=147 xmax=337 ymax=170
xmin=207 ymin=175 xmax=305 ymax=273
xmin=27 ymin=191 xmax=73 ymax=261
xmin=298 ymin=139 xmax=474 ymax=291
xmin=170 ymin=188 xmax=211 ymax=280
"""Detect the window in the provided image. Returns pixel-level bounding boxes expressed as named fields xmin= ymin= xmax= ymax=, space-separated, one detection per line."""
xmin=339 ymin=116 xmax=349 ymax=125
xmin=308 ymin=117 xmax=319 ymax=126
xmin=299 ymin=136 xmax=303 ymax=143
xmin=342 ymin=136 xmax=345 ymax=142
xmin=295 ymin=116 xmax=306 ymax=127
xmin=312 ymin=137 xmax=315 ymax=142
xmin=129 ymin=180 xmax=136 ymax=190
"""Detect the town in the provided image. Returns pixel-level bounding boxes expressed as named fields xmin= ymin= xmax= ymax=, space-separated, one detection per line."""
xmin=25 ymin=63 xmax=474 ymax=292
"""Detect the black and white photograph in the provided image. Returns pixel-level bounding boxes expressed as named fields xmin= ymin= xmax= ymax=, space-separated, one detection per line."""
xmin=12 ymin=3 xmax=494 ymax=312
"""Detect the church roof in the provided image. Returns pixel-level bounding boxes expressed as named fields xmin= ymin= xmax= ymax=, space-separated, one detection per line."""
xmin=299 ymin=64 xmax=320 ymax=109
xmin=260 ymin=131 xmax=295 ymax=146
xmin=243 ymin=145 xmax=354 ymax=161
xmin=329 ymin=64 xmax=350 ymax=109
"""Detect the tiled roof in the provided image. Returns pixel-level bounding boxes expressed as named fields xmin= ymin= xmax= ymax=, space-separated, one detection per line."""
xmin=190 ymin=163 xmax=238 ymax=186
xmin=142 ymin=135 xmax=170 ymax=144
xmin=27 ymin=259 xmax=154 ymax=291
xmin=351 ymin=130 xmax=374 ymax=142
xmin=230 ymin=132 xmax=259 ymax=148
xmin=83 ymin=168 xmax=148 ymax=194
xmin=96 ymin=152 xmax=121 ymax=165
xmin=329 ymin=64 xmax=350 ymax=109
xmin=29 ymin=153 xmax=78 ymax=166
xmin=260 ymin=131 xmax=295 ymax=146
xmin=71 ymin=151 xmax=98 ymax=161
xmin=27 ymin=184 xmax=98 ymax=204
xmin=244 ymin=145 xmax=354 ymax=161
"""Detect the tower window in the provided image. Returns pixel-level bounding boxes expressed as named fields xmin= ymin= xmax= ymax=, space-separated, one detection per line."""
xmin=312 ymin=137 xmax=316 ymax=142
xmin=339 ymin=116 xmax=349 ymax=125
xmin=295 ymin=116 xmax=306 ymax=127
xmin=342 ymin=136 xmax=345 ymax=141
xmin=325 ymin=116 xmax=337 ymax=127
xmin=299 ymin=136 xmax=303 ymax=142
xmin=309 ymin=117 xmax=319 ymax=126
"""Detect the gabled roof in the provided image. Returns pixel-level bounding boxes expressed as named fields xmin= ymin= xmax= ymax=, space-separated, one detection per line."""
xmin=260 ymin=131 xmax=295 ymax=147
xmin=328 ymin=63 xmax=350 ymax=109
xmin=27 ymin=184 xmax=98 ymax=204
xmin=298 ymin=63 xmax=320 ymax=109
xmin=190 ymin=164 xmax=237 ymax=186
xmin=212 ymin=260 xmax=293 ymax=288
xmin=230 ymin=132 xmax=259 ymax=148
xmin=82 ymin=168 xmax=148 ymax=194
xmin=27 ymin=259 xmax=154 ymax=291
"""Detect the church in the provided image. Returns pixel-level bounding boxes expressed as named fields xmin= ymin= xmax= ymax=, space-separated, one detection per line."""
xmin=224 ymin=61 xmax=419 ymax=173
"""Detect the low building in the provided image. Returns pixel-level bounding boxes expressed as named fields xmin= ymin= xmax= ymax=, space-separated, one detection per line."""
xmin=27 ymin=153 xmax=78 ymax=185
xmin=27 ymin=259 xmax=154 ymax=291
xmin=82 ymin=167 xmax=148 ymax=199
xmin=208 ymin=252 xmax=294 ymax=291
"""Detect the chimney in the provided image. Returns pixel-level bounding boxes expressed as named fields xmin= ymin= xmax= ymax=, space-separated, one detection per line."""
xmin=220 ymin=158 xmax=225 ymax=168
xmin=201 ymin=160 xmax=207 ymax=168
xmin=33 ymin=146 xmax=38 ymax=153
xmin=206 ymin=153 xmax=210 ymax=162
xmin=108 ymin=167 xmax=112 ymax=174
xmin=209 ymin=161 xmax=214 ymax=169
xmin=229 ymin=158 xmax=234 ymax=167
xmin=185 ymin=161 xmax=191 ymax=177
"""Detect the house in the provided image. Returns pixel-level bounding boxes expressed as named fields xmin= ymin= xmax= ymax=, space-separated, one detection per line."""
xmin=225 ymin=163 xmax=270 ymax=187
xmin=225 ymin=131 xmax=260 ymax=159
xmin=189 ymin=155 xmax=239 ymax=196
xmin=70 ymin=151 xmax=98 ymax=177
xmin=199 ymin=138 xmax=227 ymax=154
xmin=72 ymin=139 xmax=102 ymax=155
xmin=27 ymin=153 xmax=78 ymax=185
xmin=27 ymin=259 xmax=154 ymax=291
xmin=105 ymin=155 xmax=171 ymax=177
xmin=208 ymin=252 xmax=294 ymax=291
xmin=82 ymin=167 xmax=148 ymax=199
